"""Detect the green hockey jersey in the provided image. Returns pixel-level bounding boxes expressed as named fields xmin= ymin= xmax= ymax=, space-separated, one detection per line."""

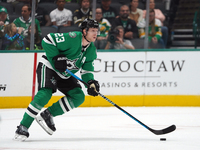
xmin=42 ymin=31 xmax=97 ymax=83
xmin=0 ymin=6 xmax=9 ymax=32
xmin=13 ymin=17 xmax=41 ymax=37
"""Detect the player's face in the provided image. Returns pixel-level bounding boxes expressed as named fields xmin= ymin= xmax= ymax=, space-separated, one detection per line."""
xmin=85 ymin=28 xmax=98 ymax=42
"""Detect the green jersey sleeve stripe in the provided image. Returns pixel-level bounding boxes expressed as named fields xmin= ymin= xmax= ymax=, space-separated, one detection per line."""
xmin=80 ymin=69 xmax=93 ymax=75
xmin=43 ymin=37 xmax=53 ymax=45
xmin=43 ymin=34 xmax=56 ymax=46
xmin=47 ymin=34 xmax=56 ymax=46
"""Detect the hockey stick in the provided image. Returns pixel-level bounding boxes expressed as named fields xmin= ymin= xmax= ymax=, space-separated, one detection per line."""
xmin=65 ymin=69 xmax=176 ymax=135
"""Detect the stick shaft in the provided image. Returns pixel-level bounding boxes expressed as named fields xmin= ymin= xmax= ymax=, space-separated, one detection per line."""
xmin=65 ymin=69 xmax=176 ymax=135
xmin=65 ymin=69 xmax=149 ymax=128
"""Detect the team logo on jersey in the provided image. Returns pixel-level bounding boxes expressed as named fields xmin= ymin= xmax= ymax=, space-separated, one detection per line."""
xmin=69 ymin=32 xmax=76 ymax=38
xmin=66 ymin=58 xmax=79 ymax=70
xmin=50 ymin=77 xmax=56 ymax=85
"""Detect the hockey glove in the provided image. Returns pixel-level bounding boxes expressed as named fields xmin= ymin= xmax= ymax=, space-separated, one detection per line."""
xmin=53 ymin=54 xmax=67 ymax=72
xmin=87 ymin=80 xmax=100 ymax=97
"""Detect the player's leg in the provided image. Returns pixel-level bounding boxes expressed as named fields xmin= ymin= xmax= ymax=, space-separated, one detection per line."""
xmin=35 ymin=106 xmax=57 ymax=135
xmin=36 ymin=77 xmax=84 ymax=133
xmin=49 ymin=76 xmax=84 ymax=116
xmin=21 ymin=88 xmax=53 ymax=128
xmin=14 ymin=88 xmax=53 ymax=141
xmin=48 ymin=87 xmax=85 ymax=116
xmin=14 ymin=62 xmax=57 ymax=141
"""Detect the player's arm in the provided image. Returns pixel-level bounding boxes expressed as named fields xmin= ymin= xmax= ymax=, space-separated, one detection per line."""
xmin=80 ymin=60 xmax=94 ymax=83
xmin=80 ymin=44 xmax=98 ymax=83
xmin=42 ymin=33 xmax=60 ymax=58
xmin=42 ymin=33 xmax=67 ymax=72
xmin=81 ymin=60 xmax=100 ymax=97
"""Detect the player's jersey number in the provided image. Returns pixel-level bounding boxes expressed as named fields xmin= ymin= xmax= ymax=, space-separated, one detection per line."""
xmin=55 ymin=33 xmax=65 ymax=43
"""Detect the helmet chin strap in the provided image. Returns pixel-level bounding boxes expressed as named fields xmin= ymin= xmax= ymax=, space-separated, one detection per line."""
xmin=83 ymin=34 xmax=90 ymax=43
xmin=83 ymin=29 xmax=91 ymax=43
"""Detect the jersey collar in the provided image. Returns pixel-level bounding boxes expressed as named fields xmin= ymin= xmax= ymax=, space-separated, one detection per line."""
xmin=82 ymin=43 xmax=90 ymax=52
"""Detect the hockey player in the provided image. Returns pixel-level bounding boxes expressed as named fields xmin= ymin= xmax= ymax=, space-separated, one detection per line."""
xmin=14 ymin=18 xmax=100 ymax=141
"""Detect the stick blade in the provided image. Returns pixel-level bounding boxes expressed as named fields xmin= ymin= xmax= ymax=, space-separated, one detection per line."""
xmin=150 ymin=124 xmax=176 ymax=135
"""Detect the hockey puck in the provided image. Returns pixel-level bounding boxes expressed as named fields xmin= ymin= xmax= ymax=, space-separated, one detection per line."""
xmin=160 ymin=138 xmax=166 ymax=141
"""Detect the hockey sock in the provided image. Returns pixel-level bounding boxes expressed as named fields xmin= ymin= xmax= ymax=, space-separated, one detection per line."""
xmin=48 ymin=87 xmax=85 ymax=117
xmin=20 ymin=88 xmax=53 ymax=128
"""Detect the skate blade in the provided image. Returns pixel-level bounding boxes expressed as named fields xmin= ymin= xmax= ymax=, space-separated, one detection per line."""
xmin=35 ymin=115 xmax=54 ymax=135
xmin=13 ymin=133 xmax=27 ymax=141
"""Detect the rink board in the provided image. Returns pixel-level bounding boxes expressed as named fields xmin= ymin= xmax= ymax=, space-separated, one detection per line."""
xmin=0 ymin=95 xmax=199 ymax=108
xmin=0 ymin=50 xmax=200 ymax=108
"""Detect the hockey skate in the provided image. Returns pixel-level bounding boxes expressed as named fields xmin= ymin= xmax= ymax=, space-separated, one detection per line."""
xmin=36 ymin=109 xmax=56 ymax=135
xmin=13 ymin=125 xmax=29 ymax=141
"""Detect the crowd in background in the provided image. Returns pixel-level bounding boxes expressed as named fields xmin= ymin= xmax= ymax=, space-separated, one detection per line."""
xmin=0 ymin=0 xmax=168 ymax=50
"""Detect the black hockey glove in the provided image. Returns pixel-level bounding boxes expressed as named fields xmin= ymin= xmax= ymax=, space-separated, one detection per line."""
xmin=53 ymin=54 xmax=67 ymax=72
xmin=87 ymin=80 xmax=100 ymax=97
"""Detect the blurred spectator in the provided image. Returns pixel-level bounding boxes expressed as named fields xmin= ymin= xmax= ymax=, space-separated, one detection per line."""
xmin=30 ymin=0 xmax=52 ymax=27
xmin=1 ymin=23 xmax=25 ymax=50
xmin=39 ymin=0 xmax=55 ymax=2
xmin=73 ymin=0 xmax=92 ymax=26
xmin=138 ymin=9 xmax=165 ymax=49
xmin=105 ymin=26 xmax=135 ymax=50
xmin=94 ymin=7 xmax=111 ymax=49
xmin=0 ymin=30 xmax=3 ymax=39
xmin=0 ymin=7 xmax=9 ymax=48
xmin=24 ymin=24 xmax=42 ymax=50
xmin=129 ymin=0 xmax=143 ymax=25
xmin=50 ymin=0 xmax=72 ymax=29
xmin=101 ymin=0 xmax=118 ymax=25
xmin=0 ymin=7 xmax=9 ymax=32
xmin=143 ymin=0 xmax=168 ymax=47
xmin=13 ymin=4 xmax=41 ymax=37
xmin=15 ymin=0 xmax=31 ymax=3
xmin=7 ymin=0 xmax=30 ymax=3
xmin=112 ymin=5 xmax=138 ymax=40
xmin=143 ymin=0 xmax=165 ymax=25
xmin=7 ymin=0 xmax=31 ymax=9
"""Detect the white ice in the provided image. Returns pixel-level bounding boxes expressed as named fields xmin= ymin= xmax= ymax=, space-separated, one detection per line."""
xmin=0 ymin=107 xmax=200 ymax=150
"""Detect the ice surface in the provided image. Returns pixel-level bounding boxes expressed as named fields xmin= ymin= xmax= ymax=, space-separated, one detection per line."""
xmin=0 ymin=107 xmax=200 ymax=150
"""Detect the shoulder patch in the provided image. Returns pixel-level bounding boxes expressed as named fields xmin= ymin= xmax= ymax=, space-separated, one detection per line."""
xmin=69 ymin=32 xmax=77 ymax=38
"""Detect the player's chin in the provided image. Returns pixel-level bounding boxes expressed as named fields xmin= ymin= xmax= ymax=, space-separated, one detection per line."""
xmin=91 ymin=38 xmax=97 ymax=42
